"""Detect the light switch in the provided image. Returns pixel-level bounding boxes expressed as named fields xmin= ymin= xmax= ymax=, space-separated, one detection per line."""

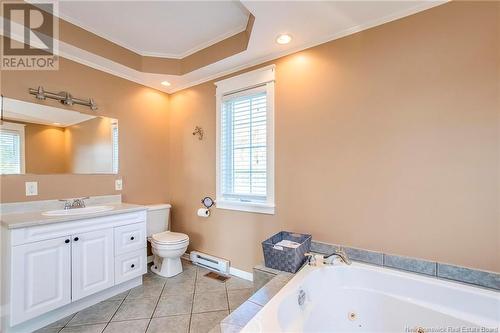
xmin=115 ymin=179 xmax=123 ymax=191
xmin=25 ymin=182 xmax=38 ymax=196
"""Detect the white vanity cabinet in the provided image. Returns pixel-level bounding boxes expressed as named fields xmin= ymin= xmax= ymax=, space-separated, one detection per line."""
xmin=11 ymin=236 xmax=72 ymax=325
xmin=4 ymin=209 xmax=147 ymax=330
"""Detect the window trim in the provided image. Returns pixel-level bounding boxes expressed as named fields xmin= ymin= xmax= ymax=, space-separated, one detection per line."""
xmin=0 ymin=121 xmax=26 ymax=174
xmin=215 ymin=65 xmax=275 ymax=215
xmin=111 ymin=120 xmax=119 ymax=174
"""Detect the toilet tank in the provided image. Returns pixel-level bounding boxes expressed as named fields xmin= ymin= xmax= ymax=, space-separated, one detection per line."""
xmin=146 ymin=204 xmax=171 ymax=237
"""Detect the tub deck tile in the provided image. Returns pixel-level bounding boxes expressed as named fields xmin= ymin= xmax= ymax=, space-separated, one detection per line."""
xmin=221 ymin=301 xmax=262 ymax=328
xmin=219 ymin=323 xmax=242 ymax=333
xmin=248 ymin=274 xmax=291 ymax=307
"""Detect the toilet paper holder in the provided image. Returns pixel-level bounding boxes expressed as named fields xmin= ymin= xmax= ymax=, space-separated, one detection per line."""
xmin=201 ymin=197 xmax=215 ymax=209
xmin=197 ymin=197 xmax=215 ymax=218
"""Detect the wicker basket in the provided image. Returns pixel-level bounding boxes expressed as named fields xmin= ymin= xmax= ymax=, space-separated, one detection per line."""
xmin=262 ymin=231 xmax=312 ymax=273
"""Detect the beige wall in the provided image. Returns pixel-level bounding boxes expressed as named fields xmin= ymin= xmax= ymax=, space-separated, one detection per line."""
xmin=169 ymin=84 xmax=285 ymax=271
xmin=168 ymin=1 xmax=499 ymax=272
xmin=0 ymin=58 xmax=170 ymax=204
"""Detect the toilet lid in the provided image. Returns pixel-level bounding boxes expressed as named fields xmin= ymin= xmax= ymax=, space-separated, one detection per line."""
xmin=152 ymin=231 xmax=189 ymax=244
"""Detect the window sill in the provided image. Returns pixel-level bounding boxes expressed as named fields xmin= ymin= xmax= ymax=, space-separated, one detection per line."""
xmin=216 ymin=200 xmax=275 ymax=215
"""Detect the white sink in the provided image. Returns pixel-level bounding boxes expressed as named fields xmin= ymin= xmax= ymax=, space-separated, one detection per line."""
xmin=42 ymin=205 xmax=114 ymax=216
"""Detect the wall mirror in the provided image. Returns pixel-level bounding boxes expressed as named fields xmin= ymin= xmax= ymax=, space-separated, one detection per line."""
xmin=0 ymin=98 xmax=118 ymax=175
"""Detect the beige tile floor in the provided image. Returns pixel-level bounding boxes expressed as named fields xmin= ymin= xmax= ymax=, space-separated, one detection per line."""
xmin=36 ymin=261 xmax=254 ymax=333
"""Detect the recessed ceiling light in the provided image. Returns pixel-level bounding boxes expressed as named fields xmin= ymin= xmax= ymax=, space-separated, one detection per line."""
xmin=276 ymin=34 xmax=292 ymax=45
xmin=53 ymin=122 xmax=61 ymax=126
xmin=161 ymin=81 xmax=171 ymax=87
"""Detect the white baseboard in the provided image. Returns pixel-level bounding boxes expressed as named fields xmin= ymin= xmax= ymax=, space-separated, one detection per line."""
xmin=170 ymin=251 xmax=253 ymax=281
xmin=229 ymin=266 xmax=253 ymax=282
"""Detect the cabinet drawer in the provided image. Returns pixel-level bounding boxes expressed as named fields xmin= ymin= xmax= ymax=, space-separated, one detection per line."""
xmin=114 ymin=249 xmax=147 ymax=284
xmin=114 ymin=222 xmax=146 ymax=255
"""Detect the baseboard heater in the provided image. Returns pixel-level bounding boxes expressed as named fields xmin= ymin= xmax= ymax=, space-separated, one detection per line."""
xmin=190 ymin=251 xmax=230 ymax=275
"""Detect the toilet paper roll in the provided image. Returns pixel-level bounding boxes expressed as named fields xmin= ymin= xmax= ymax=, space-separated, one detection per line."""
xmin=197 ymin=208 xmax=210 ymax=217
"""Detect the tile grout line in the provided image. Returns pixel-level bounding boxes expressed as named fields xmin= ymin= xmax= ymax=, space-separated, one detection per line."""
xmin=144 ymin=271 xmax=168 ymax=333
xmin=225 ymin=278 xmax=230 ymax=314
xmin=100 ymin=290 xmax=130 ymax=333
xmin=58 ymin=291 xmax=129 ymax=333
xmin=219 ymin=274 xmax=231 ymax=332
xmin=188 ymin=265 xmax=199 ymax=333
xmin=56 ymin=312 xmax=77 ymax=333
xmin=246 ymin=299 xmax=262 ymax=308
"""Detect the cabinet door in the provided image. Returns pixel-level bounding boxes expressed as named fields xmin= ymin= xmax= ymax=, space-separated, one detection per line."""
xmin=10 ymin=236 xmax=71 ymax=326
xmin=72 ymin=228 xmax=114 ymax=301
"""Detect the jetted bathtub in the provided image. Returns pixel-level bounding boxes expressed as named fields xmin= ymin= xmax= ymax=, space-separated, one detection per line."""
xmin=242 ymin=261 xmax=500 ymax=332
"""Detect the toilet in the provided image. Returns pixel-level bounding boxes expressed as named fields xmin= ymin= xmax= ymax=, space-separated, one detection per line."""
xmin=146 ymin=204 xmax=189 ymax=277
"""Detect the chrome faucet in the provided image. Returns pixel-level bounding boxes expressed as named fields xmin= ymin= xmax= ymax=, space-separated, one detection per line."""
xmin=60 ymin=197 xmax=89 ymax=210
xmin=304 ymin=252 xmax=317 ymax=266
xmin=323 ymin=247 xmax=352 ymax=265
xmin=60 ymin=200 xmax=72 ymax=210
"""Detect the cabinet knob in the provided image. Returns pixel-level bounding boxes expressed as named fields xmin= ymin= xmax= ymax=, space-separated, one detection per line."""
xmin=130 ymin=236 xmax=135 ymax=241
xmin=74 ymin=237 xmax=79 ymax=241
xmin=131 ymin=264 xmax=135 ymax=268
xmin=65 ymin=239 xmax=70 ymax=244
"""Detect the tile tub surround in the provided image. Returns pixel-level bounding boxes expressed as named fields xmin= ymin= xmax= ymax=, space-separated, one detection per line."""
xmin=310 ymin=240 xmax=384 ymax=265
xmin=35 ymin=261 xmax=255 ymax=333
xmin=311 ymin=240 xmax=500 ymax=290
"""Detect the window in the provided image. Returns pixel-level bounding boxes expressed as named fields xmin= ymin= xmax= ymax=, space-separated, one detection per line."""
xmin=215 ymin=65 xmax=275 ymax=214
xmin=111 ymin=121 xmax=119 ymax=174
xmin=0 ymin=122 xmax=25 ymax=174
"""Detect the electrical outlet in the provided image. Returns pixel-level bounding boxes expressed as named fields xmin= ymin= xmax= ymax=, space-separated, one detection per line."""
xmin=115 ymin=179 xmax=123 ymax=191
xmin=25 ymin=182 xmax=38 ymax=196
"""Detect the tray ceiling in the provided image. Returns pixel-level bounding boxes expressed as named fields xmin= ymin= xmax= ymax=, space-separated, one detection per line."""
xmin=58 ymin=1 xmax=250 ymax=58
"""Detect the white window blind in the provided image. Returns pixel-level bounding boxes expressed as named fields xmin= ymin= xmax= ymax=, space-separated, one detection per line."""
xmin=221 ymin=87 xmax=267 ymax=202
xmin=0 ymin=122 xmax=25 ymax=174
xmin=216 ymin=65 xmax=275 ymax=214
xmin=111 ymin=122 xmax=119 ymax=174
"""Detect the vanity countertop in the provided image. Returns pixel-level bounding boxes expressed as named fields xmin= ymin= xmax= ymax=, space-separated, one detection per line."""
xmin=0 ymin=203 xmax=146 ymax=229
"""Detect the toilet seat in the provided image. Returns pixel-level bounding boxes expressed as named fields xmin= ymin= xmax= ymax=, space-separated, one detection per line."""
xmin=151 ymin=231 xmax=189 ymax=245
xmin=151 ymin=238 xmax=188 ymax=248
xmin=150 ymin=231 xmax=189 ymax=278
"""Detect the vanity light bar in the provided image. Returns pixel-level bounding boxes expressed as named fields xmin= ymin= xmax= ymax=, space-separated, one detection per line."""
xmin=29 ymin=86 xmax=98 ymax=111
